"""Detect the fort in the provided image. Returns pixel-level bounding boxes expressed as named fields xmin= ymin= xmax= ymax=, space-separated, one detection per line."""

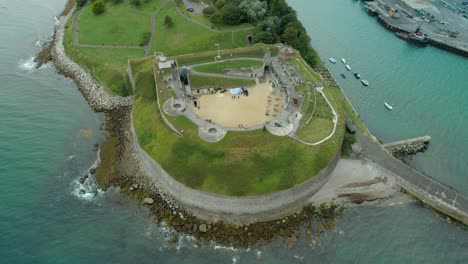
xmin=49 ymin=0 xmax=467 ymax=231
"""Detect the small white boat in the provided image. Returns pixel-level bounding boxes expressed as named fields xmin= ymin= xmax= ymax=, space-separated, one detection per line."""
xmin=384 ymin=102 xmax=393 ymax=110
xmin=361 ymin=79 xmax=369 ymax=86
xmin=329 ymin=58 xmax=337 ymax=64
xmin=341 ymin=58 xmax=346 ymax=63
xmin=345 ymin=64 xmax=351 ymax=71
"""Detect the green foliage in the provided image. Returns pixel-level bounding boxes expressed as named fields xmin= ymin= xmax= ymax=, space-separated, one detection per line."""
xmin=214 ymin=0 xmax=225 ymax=9
xmin=202 ymin=6 xmax=216 ymax=17
xmin=164 ymin=15 xmax=173 ymax=28
xmin=210 ymin=12 xmax=223 ymax=24
xmin=239 ymin=0 xmax=267 ymax=23
xmin=139 ymin=31 xmax=151 ymax=46
xmin=77 ymin=0 xmax=88 ymax=7
xmin=222 ymin=3 xmax=243 ymax=25
xmin=131 ymin=0 xmax=141 ymax=6
xmin=254 ymin=31 xmax=275 ymax=44
xmin=92 ymin=0 xmax=106 ymax=15
xmin=341 ymin=131 xmax=356 ymax=157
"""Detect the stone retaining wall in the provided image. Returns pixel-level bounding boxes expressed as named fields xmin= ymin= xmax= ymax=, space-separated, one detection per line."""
xmin=130 ymin=108 xmax=341 ymax=224
xmin=51 ymin=6 xmax=132 ymax=112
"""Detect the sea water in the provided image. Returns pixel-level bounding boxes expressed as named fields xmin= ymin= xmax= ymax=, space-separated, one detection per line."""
xmin=0 ymin=0 xmax=466 ymax=263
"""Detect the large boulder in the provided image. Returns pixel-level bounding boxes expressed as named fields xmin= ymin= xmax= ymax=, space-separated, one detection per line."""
xmin=199 ymin=224 xmax=207 ymax=233
xmin=143 ymin=197 xmax=154 ymax=205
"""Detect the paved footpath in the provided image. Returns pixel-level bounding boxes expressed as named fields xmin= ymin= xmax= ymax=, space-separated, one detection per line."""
xmin=357 ymin=132 xmax=468 ymax=225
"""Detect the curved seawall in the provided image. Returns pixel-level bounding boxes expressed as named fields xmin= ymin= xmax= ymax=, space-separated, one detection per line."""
xmin=130 ymin=113 xmax=341 ymax=224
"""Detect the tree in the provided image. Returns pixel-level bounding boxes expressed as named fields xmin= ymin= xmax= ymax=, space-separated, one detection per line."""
xmin=280 ymin=27 xmax=298 ymax=46
xmin=254 ymin=31 xmax=275 ymax=44
xmin=77 ymin=0 xmax=87 ymax=7
xmin=92 ymin=0 xmax=106 ymax=15
xmin=214 ymin=0 xmax=225 ymax=9
xmin=202 ymin=6 xmax=216 ymax=17
xmin=210 ymin=12 xmax=223 ymax=24
xmin=164 ymin=15 xmax=173 ymax=28
xmin=239 ymin=0 xmax=267 ymax=23
xmin=221 ymin=3 xmax=243 ymax=25
xmin=131 ymin=0 xmax=141 ymax=6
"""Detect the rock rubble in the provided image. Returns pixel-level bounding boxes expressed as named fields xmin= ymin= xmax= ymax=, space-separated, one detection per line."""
xmin=51 ymin=6 xmax=133 ymax=112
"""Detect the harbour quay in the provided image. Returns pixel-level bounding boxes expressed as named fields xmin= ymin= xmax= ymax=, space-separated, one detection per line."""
xmin=363 ymin=0 xmax=468 ymax=57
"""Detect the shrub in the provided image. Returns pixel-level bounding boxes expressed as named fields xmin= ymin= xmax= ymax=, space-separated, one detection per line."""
xmin=210 ymin=12 xmax=223 ymax=24
xmin=92 ymin=0 xmax=106 ymax=15
xmin=215 ymin=0 xmax=225 ymax=9
xmin=164 ymin=15 xmax=174 ymax=28
xmin=140 ymin=32 xmax=151 ymax=46
xmin=77 ymin=0 xmax=87 ymax=7
xmin=202 ymin=6 xmax=216 ymax=17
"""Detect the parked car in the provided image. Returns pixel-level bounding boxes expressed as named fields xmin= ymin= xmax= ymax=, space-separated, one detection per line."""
xmin=187 ymin=8 xmax=195 ymax=12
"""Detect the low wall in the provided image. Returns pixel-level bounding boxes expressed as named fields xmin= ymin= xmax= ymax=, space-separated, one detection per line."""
xmin=130 ymin=112 xmax=341 ymax=224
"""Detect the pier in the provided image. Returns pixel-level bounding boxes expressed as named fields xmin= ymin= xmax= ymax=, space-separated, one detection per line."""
xmin=357 ymin=132 xmax=468 ymax=225
xmin=383 ymin=135 xmax=431 ymax=154
xmin=363 ymin=0 xmax=468 ymax=57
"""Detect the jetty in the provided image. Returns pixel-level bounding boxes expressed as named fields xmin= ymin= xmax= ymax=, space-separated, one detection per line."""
xmin=383 ymin=135 xmax=431 ymax=154
xmin=357 ymin=132 xmax=468 ymax=225
xmin=363 ymin=0 xmax=468 ymax=57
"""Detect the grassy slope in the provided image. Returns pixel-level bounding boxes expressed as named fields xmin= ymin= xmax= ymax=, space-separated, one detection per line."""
xmin=189 ymin=75 xmax=255 ymax=89
xmin=192 ymin=60 xmax=264 ymax=74
xmin=129 ymin=0 xmax=165 ymax=14
xmin=78 ymin=3 xmax=151 ymax=46
xmin=177 ymin=3 xmax=253 ymax=31
xmin=64 ymin=13 xmax=144 ymax=96
xmin=151 ymin=2 xmax=248 ymax=55
xmin=132 ymin=60 xmax=343 ymax=196
xmin=174 ymin=44 xmax=277 ymax=66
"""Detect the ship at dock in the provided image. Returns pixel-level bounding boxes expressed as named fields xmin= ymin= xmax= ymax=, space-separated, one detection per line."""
xmin=395 ymin=30 xmax=428 ymax=46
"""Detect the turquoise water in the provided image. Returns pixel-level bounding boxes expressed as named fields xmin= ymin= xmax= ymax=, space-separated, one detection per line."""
xmin=288 ymin=0 xmax=468 ymax=194
xmin=0 ymin=0 xmax=466 ymax=263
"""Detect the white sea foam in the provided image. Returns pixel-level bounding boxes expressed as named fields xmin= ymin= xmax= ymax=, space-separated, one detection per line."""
xmin=18 ymin=57 xmax=37 ymax=72
xmin=71 ymin=150 xmax=105 ymax=202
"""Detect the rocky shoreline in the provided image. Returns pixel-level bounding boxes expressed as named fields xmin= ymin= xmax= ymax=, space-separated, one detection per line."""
xmin=43 ymin=1 xmax=401 ymax=249
xmin=50 ymin=5 xmax=132 ymax=112
xmin=96 ymin=106 xmax=344 ymax=248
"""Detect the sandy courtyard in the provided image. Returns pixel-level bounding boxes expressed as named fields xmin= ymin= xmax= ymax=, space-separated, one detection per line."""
xmin=192 ymin=82 xmax=283 ymax=128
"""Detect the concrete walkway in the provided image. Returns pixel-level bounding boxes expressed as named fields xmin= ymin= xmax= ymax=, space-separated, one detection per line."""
xmin=357 ymin=132 xmax=468 ymax=225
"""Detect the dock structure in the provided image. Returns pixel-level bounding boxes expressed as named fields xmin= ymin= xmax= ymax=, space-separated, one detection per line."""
xmin=363 ymin=0 xmax=468 ymax=57
xmin=383 ymin=135 xmax=431 ymax=154
xmin=357 ymin=133 xmax=468 ymax=225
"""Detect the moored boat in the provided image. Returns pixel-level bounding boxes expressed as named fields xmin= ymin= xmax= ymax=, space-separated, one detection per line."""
xmin=345 ymin=64 xmax=351 ymax=71
xmin=341 ymin=58 xmax=346 ymax=63
xmin=354 ymin=72 xmax=360 ymax=79
xmin=395 ymin=30 xmax=428 ymax=46
xmin=361 ymin=79 xmax=369 ymax=86
xmin=329 ymin=58 xmax=337 ymax=64
xmin=340 ymin=73 xmax=346 ymax=79
xmin=384 ymin=102 xmax=393 ymax=110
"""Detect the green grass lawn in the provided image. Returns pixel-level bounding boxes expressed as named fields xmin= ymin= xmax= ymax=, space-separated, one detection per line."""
xmin=65 ymin=13 xmax=144 ymax=96
xmin=189 ymin=75 xmax=255 ymax=89
xmin=192 ymin=59 xmax=264 ymax=74
xmin=295 ymin=94 xmax=335 ymax=143
xmin=178 ymin=5 xmax=254 ymax=31
xmin=174 ymin=44 xmax=277 ymax=66
xmin=151 ymin=2 xmax=249 ymax=56
xmin=132 ymin=59 xmax=344 ymax=196
xmin=128 ymin=0 xmax=166 ymax=14
xmin=78 ymin=3 xmax=152 ymax=46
